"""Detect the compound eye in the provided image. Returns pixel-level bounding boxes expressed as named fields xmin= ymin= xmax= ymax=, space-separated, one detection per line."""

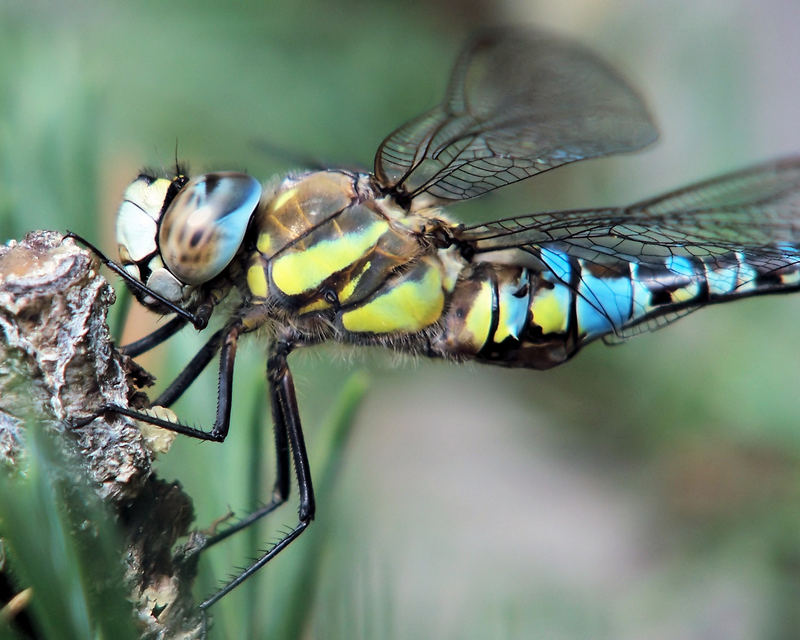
xmin=158 ymin=172 xmax=262 ymax=285
xmin=117 ymin=176 xmax=172 ymax=264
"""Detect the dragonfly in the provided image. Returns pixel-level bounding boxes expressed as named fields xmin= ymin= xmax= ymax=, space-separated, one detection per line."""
xmin=72 ymin=29 xmax=800 ymax=608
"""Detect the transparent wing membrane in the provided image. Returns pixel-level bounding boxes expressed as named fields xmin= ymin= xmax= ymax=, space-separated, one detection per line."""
xmin=601 ymin=307 xmax=701 ymax=344
xmin=375 ymin=29 xmax=657 ymax=203
xmin=464 ymin=158 xmax=800 ymax=263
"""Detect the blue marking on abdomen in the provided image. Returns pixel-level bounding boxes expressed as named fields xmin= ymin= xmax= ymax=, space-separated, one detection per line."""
xmin=495 ymin=270 xmax=531 ymax=342
xmin=630 ymin=272 xmax=655 ymax=317
xmin=576 ymin=269 xmax=633 ymax=338
xmin=776 ymin=242 xmax=800 ymax=257
xmin=665 ymin=255 xmax=698 ymax=277
xmin=704 ymin=261 xmax=738 ymax=296
xmin=734 ymin=252 xmax=758 ymax=291
xmin=539 ymin=247 xmax=571 ymax=282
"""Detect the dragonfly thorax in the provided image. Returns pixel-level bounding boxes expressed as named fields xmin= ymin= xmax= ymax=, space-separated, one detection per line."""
xmin=243 ymin=170 xmax=440 ymax=321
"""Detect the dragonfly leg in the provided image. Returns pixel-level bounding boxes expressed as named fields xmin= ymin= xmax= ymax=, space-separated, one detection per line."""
xmin=199 ymin=338 xmax=315 ymax=609
xmin=153 ymin=328 xmax=225 ymax=407
xmin=269 ymin=340 xmax=315 ymax=522
xmin=200 ymin=359 xmax=292 ymax=549
xmin=64 ymin=231 xmax=209 ymax=329
xmin=71 ymin=321 xmax=242 ymax=442
xmin=120 ymin=316 xmax=188 ymax=357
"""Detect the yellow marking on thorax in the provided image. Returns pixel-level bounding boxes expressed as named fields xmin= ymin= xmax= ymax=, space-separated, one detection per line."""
xmin=256 ymin=231 xmax=272 ymax=254
xmin=338 ymin=262 xmax=369 ymax=303
xmin=494 ymin=317 xmax=513 ymax=342
xmin=298 ymin=298 xmax=332 ymax=314
xmin=270 ymin=187 xmax=298 ymax=214
xmin=271 ymin=220 xmax=388 ymax=296
xmin=246 ymin=263 xmax=269 ymax=299
xmin=342 ymin=262 xmax=445 ymax=333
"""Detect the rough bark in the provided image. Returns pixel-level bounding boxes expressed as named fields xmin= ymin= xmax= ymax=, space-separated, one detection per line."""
xmin=0 ymin=231 xmax=204 ymax=638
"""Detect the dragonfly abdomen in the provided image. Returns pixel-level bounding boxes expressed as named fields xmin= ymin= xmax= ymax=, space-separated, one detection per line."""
xmin=627 ymin=247 xmax=800 ymax=330
xmin=433 ymin=245 xmax=800 ymax=369
xmin=433 ymin=262 xmax=577 ymax=369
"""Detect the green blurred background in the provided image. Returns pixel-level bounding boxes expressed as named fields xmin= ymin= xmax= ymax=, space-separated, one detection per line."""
xmin=2 ymin=0 xmax=800 ymax=637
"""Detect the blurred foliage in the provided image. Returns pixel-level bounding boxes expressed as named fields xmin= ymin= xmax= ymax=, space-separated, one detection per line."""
xmin=1 ymin=0 xmax=800 ymax=638
xmin=0 ymin=420 xmax=137 ymax=639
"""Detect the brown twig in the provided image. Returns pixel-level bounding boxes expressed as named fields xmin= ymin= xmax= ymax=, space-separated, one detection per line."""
xmin=0 ymin=231 xmax=204 ymax=638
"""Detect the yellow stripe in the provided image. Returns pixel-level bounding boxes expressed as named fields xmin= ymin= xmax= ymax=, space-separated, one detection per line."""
xmin=463 ymin=281 xmax=493 ymax=348
xmin=271 ymin=187 xmax=297 ymax=212
xmin=246 ymin=264 xmax=268 ymax=298
xmin=532 ymin=287 xmax=569 ymax=334
xmin=342 ymin=263 xmax=444 ymax=333
xmin=298 ymin=298 xmax=332 ymax=314
xmin=272 ymin=220 xmax=388 ymax=296
xmin=339 ymin=263 xmax=367 ymax=303
xmin=670 ymin=282 xmax=700 ymax=303
xmin=256 ymin=231 xmax=272 ymax=254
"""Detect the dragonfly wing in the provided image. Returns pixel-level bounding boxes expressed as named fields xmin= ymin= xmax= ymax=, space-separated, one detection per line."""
xmin=459 ymin=157 xmax=800 ymax=338
xmin=374 ymin=29 xmax=657 ymax=203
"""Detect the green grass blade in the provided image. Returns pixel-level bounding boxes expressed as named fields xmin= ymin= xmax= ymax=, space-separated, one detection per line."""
xmin=268 ymin=371 xmax=369 ymax=638
xmin=0 ymin=422 xmax=138 ymax=640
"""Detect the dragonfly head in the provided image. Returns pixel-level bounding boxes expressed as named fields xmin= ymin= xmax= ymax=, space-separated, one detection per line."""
xmin=116 ymin=170 xmax=262 ymax=312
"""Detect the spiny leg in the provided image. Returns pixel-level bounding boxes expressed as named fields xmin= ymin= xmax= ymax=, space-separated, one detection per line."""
xmin=270 ymin=342 xmax=314 ymax=522
xmin=199 ymin=339 xmax=315 ymax=609
xmin=73 ymin=303 xmax=313 ymax=605
xmin=154 ymin=328 xmax=225 ymax=407
xmin=201 ymin=364 xmax=292 ymax=549
xmin=72 ymin=321 xmax=242 ymax=442
xmin=124 ymin=325 xmax=295 ymax=533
